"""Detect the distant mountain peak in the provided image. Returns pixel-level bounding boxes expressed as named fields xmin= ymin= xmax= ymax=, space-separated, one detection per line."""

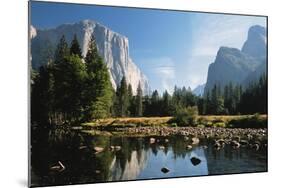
xmin=204 ymin=25 xmax=267 ymax=95
xmin=248 ymin=25 xmax=266 ymax=39
xmin=242 ymin=25 xmax=266 ymax=59
xmin=192 ymin=83 xmax=206 ymax=96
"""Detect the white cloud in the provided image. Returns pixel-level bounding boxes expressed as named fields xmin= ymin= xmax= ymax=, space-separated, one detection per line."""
xmin=138 ymin=57 xmax=175 ymax=94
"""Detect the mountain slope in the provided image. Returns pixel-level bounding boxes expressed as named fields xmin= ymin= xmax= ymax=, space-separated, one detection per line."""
xmin=204 ymin=47 xmax=260 ymax=93
xmin=30 ymin=20 xmax=149 ymax=95
xmin=192 ymin=83 xmax=205 ymax=96
xmin=204 ymin=25 xmax=267 ymax=94
xmin=242 ymin=25 xmax=266 ymax=59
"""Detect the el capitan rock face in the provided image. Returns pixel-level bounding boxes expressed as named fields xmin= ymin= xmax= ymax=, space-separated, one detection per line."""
xmin=204 ymin=25 xmax=267 ymax=94
xmin=30 ymin=20 xmax=150 ymax=95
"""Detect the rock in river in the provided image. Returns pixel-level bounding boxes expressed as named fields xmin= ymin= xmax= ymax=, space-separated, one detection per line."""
xmin=231 ymin=140 xmax=240 ymax=149
xmin=191 ymin=137 xmax=200 ymax=145
xmin=110 ymin=146 xmax=122 ymax=151
xmin=150 ymin=137 xmax=156 ymax=144
xmin=190 ymin=157 xmax=201 ymax=166
xmin=186 ymin=145 xmax=193 ymax=150
xmin=94 ymin=146 xmax=104 ymax=154
xmin=161 ymin=167 xmax=170 ymax=173
xmin=159 ymin=146 xmax=165 ymax=150
xmin=214 ymin=141 xmax=221 ymax=149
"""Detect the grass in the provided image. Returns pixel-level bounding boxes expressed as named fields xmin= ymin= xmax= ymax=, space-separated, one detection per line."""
xmin=81 ymin=114 xmax=267 ymax=129
xmin=82 ymin=116 xmax=172 ymax=127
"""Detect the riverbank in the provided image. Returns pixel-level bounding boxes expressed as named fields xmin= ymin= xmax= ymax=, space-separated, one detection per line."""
xmin=79 ymin=114 xmax=267 ymax=150
xmin=81 ymin=114 xmax=267 ymax=128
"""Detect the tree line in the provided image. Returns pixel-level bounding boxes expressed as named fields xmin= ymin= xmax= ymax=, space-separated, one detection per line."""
xmin=31 ymin=34 xmax=267 ymax=126
xmin=113 ymin=73 xmax=267 ymax=118
xmin=199 ymin=74 xmax=267 ymax=115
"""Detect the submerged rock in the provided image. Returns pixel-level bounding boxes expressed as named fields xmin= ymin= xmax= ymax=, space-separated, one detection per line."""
xmin=161 ymin=167 xmax=170 ymax=173
xmin=190 ymin=157 xmax=201 ymax=166
xmin=202 ymin=145 xmax=208 ymax=149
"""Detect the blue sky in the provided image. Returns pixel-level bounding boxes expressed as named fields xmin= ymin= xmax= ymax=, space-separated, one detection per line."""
xmin=31 ymin=1 xmax=266 ymax=94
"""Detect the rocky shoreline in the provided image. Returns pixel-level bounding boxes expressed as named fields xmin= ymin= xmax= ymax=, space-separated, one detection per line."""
xmin=82 ymin=126 xmax=267 ymax=151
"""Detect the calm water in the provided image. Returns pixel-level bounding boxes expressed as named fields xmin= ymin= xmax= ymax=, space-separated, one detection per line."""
xmin=30 ymin=128 xmax=267 ymax=187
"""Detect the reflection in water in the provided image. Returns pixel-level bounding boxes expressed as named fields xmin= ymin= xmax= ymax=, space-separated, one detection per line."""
xmin=31 ymin=127 xmax=267 ymax=187
xmin=137 ymin=147 xmax=208 ymax=179
xmin=110 ymin=150 xmax=149 ymax=181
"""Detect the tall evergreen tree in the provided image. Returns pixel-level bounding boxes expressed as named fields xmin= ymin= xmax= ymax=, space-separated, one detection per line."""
xmin=136 ymin=82 xmax=143 ymax=117
xmin=84 ymin=34 xmax=113 ymax=120
xmin=54 ymin=35 xmax=69 ymax=64
xmin=70 ymin=34 xmax=82 ymax=58
xmin=53 ymin=54 xmax=87 ymax=122
xmin=162 ymin=90 xmax=171 ymax=116
xmin=127 ymin=84 xmax=134 ymax=116
xmin=116 ymin=76 xmax=129 ymax=117
xmin=31 ymin=61 xmax=55 ymax=125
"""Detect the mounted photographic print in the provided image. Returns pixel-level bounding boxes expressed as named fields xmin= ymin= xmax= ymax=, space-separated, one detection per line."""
xmin=29 ymin=1 xmax=268 ymax=187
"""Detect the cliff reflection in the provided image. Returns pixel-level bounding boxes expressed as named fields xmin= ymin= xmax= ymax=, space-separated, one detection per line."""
xmin=31 ymin=128 xmax=267 ymax=187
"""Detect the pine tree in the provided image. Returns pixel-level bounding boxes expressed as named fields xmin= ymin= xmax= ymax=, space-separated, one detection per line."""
xmin=85 ymin=35 xmax=99 ymax=72
xmin=31 ymin=61 xmax=55 ymax=125
xmin=127 ymin=84 xmax=134 ymax=116
xmin=162 ymin=90 xmax=171 ymax=116
xmin=70 ymin=34 xmax=82 ymax=58
xmin=54 ymin=54 xmax=87 ymax=122
xmin=116 ymin=76 xmax=129 ymax=117
xmin=136 ymin=82 xmax=143 ymax=117
xmin=54 ymin=35 xmax=69 ymax=64
xmin=210 ymin=84 xmax=218 ymax=114
xmin=84 ymin=34 xmax=113 ymax=120
xmin=205 ymin=90 xmax=211 ymax=114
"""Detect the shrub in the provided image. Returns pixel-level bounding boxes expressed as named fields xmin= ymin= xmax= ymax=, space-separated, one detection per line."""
xmin=205 ymin=122 xmax=213 ymax=127
xmin=169 ymin=106 xmax=198 ymax=126
xmin=213 ymin=122 xmax=226 ymax=128
xmin=197 ymin=124 xmax=205 ymax=128
xmin=169 ymin=122 xmax=178 ymax=127
xmin=197 ymin=117 xmax=208 ymax=125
